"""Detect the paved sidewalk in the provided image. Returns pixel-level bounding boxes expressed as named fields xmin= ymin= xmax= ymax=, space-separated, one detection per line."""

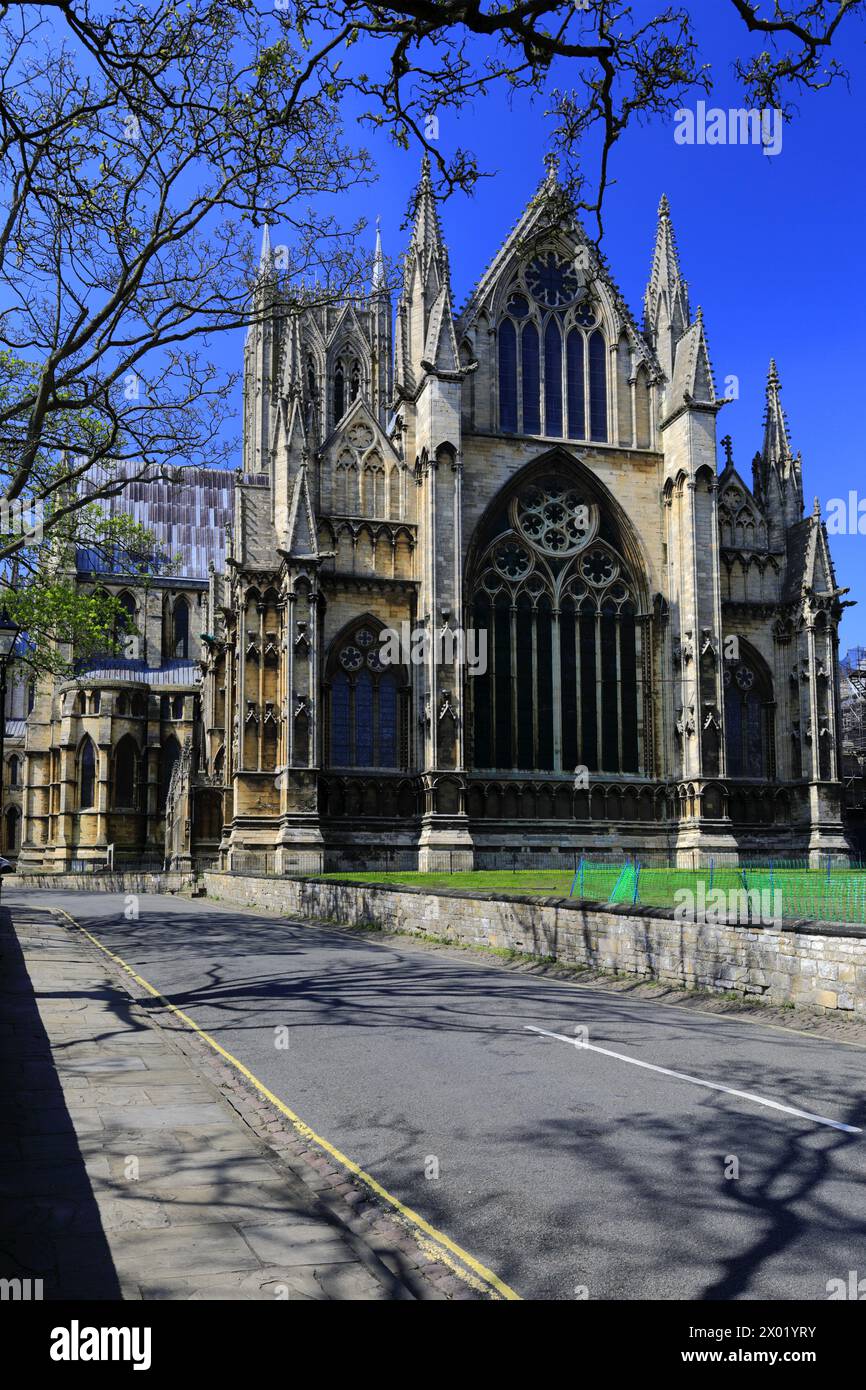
xmin=0 ymin=903 xmax=472 ymax=1300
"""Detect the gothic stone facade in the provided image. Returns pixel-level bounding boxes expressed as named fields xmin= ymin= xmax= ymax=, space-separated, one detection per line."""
xmin=18 ymin=166 xmax=853 ymax=872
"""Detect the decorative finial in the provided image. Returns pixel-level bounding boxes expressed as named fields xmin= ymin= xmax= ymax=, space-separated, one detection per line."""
xmin=658 ymin=193 xmax=670 ymax=218
xmin=544 ymin=151 xmax=559 ymax=182
xmin=695 ymin=304 xmax=703 ymax=323
xmin=720 ymin=435 xmax=733 ymax=468
xmin=768 ymin=358 xmax=780 ymax=388
xmin=813 ymin=496 xmax=822 ymax=518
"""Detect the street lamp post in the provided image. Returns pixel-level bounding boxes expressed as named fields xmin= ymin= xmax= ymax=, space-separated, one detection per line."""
xmin=0 ymin=613 xmax=20 ymax=904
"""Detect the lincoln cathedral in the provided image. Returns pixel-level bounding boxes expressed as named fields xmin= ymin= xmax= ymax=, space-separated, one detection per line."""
xmin=13 ymin=161 xmax=854 ymax=873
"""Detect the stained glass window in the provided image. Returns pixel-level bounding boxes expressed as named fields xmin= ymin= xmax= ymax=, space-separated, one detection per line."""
xmin=544 ymin=318 xmax=563 ymax=437
xmin=567 ymin=330 xmax=585 ymax=440
xmin=521 ymin=323 xmax=540 ymax=434
xmin=589 ymin=329 xmax=608 ymax=442
xmin=470 ymin=480 xmax=639 ymax=774
xmin=379 ymin=675 xmax=398 ymax=768
xmin=331 ymin=673 xmax=351 ymax=766
xmin=526 ymin=252 xmax=579 ymax=308
xmin=329 ymin=636 xmax=406 ymax=769
xmin=724 ymin=660 xmax=771 ymax=778
xmin=498 ymin=320 xmax=517 ymax=432
xmin=497 ymin=259 xmax=607 ymax=442
xmin=355 ymin=671 xmax=374 ymax=765
xmin=506 ymin=292 xmax=529 ymax=319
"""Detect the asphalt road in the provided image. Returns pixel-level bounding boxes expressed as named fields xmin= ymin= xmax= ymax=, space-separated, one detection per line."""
xmin=12 ymin=887 xmax=866 ymax=1301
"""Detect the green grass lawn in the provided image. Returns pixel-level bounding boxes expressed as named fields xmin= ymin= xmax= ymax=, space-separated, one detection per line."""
xmin=314 ymin=865 xmax=866 ymax=925
xmin=317 ymin=868 xmax=583 ymax=896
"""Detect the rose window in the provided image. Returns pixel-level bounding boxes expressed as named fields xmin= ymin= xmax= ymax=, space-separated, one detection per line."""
xmin=514 ymin=483 xmax=597 ymax=556
xmin=581 ymin=549 xmax=617 ymax=586
xmin=339 ymin=645 xmax=363 ymax=672
xmin=525 ymin=251 xmax=580 ymax=308
xmin=494 ymin=541 xmax=532 ymax=581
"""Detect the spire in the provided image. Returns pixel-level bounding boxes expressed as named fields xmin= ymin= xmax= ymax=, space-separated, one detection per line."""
xmin=394 ymin=155 xmax=457 ymax=391
xmin=371 ymin=216 xmax=385 ymax=293
xmin=644 ymin=194 xmax=690 ymax=380
xmin=762 ymin=358 xmax=792 ymax=467
xmin=756 ymin=358 xmax=803 ymax=528
xmin=259 ymin=223 xmax=272 ymax=271
xmin=408 ymin=153 xmax=448 ymax=280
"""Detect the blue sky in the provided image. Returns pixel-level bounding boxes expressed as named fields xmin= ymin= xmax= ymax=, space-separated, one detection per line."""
xmin=253 ymin=10 xmax=866 ymax=645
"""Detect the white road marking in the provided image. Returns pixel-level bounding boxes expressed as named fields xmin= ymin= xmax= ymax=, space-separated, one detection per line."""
xmin=524 ymin=1025 xmax=862 ymax=1134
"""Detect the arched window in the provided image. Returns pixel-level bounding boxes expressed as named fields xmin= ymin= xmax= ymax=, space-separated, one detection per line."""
xmin=544 ymin=318 xmax=563 ymax=437
xmin=521 ymin=323 xmax=540 ymax=434
xmin=589 ymin=329 xmax=608 ymax=441
xmin=112 ymin=734 xmax=140 ymax=809
xmin=468 ymin=471 xmax=643 ymax=775
xmin=566 ymin=330 xmax=585 ymax=440
xmin=326 ymin=623 xmax=408 ymax=770
xmin=334 ymin=452 xmax=357 ymax=513
xmin=724 ymin=653 xmax=774 ymax=779
xmin=333 ymin=358 xmax=345 ymax=422
xmin=8 ymin=755 xmax=20 ymax=787
xmin=363 ymin=453 xmax=385 ymax=516
xmin=92 ymin=586 xmax=113 ymax=658
xmin=79 ymin=738 xmax=97 ymax=809
xmin=116 ymin=592 xmax=136 ymax=651
xmin=159 ymin=736 xmax=180 ymax=812
xmin=27 ymin=680 xmax=35 ymax=714
xmin=496 ymin=254 xmax=607 ymax=442
xmin=498 ymin=320 xmax=517 ymax=432
xmin=4 ymin=805 xmax=20 ymax=853
xmin=333 ymin=353 xmax=361 ymax=422
xmin=172 ymin=597 xmax=189 ymax=659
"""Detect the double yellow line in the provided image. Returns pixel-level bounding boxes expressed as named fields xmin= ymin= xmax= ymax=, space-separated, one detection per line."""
xmin=54 ymin=907 xmax=521 ymax=1301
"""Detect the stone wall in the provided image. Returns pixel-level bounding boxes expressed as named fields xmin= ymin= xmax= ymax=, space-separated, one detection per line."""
xmin=203 ymin=872 xmax=866 ymax=1016
xmin=15 ymin=871 xmax=193 ymax=894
